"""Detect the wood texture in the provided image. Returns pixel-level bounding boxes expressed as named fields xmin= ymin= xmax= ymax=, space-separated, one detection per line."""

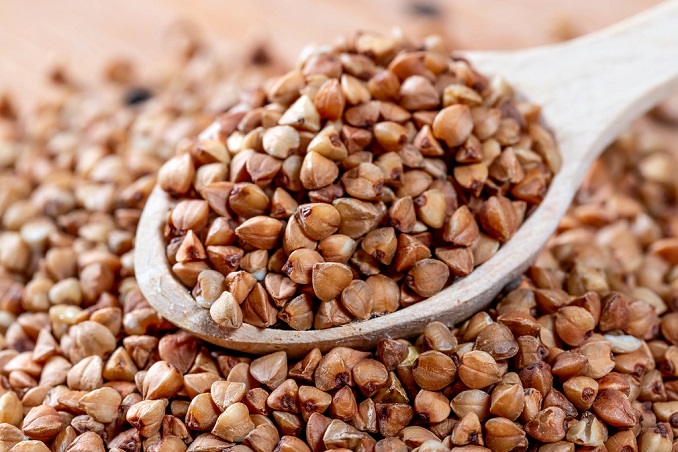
xmin=0 ymin=0 xmax=661 ymax=108
xmin=135 ymin=2 xmax=678 ymax=356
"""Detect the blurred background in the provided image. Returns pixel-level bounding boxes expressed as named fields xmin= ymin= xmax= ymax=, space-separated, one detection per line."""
xmin=0 ymin=0 xmax=664 ymax=108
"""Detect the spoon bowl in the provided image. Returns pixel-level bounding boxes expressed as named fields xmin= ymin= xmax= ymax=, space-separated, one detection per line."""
xmin=136 ymin=1 xmax=678 ymax=357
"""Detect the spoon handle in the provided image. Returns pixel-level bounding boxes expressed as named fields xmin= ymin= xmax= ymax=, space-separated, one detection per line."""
xmin=467 ymin=0 xmax=678 ymax=176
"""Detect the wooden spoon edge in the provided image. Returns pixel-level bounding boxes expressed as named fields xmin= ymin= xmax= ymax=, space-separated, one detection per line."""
xmin=135 ymin=164 xmax=572 ymax=357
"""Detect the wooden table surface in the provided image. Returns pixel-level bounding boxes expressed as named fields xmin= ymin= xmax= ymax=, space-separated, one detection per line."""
xmin=0 ymin=0 xmax=662 ymax=108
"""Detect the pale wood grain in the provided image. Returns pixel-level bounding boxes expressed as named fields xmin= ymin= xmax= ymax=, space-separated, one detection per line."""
xmin=0 ymin=0 xmax=661 ymax=109
xmin=135 ymin=1 xmax=678 ymax=356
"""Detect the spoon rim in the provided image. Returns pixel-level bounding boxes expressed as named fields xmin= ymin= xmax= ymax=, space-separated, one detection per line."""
xmin=135 ymin=154 xmax=571 ymax=356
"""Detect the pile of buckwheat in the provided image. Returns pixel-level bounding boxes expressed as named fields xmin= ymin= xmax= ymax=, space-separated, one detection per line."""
xmin=159 ymin=32 xmax=560 ymax=331
xmin=0 ymin=28 xmax=678 ymax=452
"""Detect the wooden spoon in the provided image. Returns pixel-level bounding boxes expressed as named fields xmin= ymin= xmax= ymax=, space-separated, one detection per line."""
xmin=136 ymin=1 xmax=678 ymax=357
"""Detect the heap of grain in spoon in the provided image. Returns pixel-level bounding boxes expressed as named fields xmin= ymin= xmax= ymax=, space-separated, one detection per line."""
xmin=158 ymin=32 xmax=561 ymax=331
